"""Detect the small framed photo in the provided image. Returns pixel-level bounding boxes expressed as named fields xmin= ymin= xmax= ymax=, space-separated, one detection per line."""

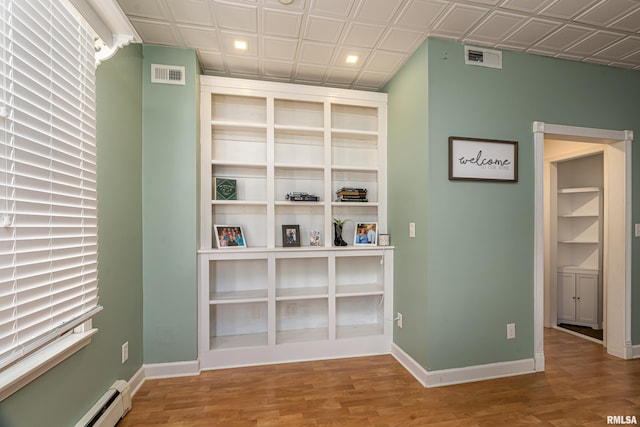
xmin=214 ymin=225 xmax=247 ymax=249
xmin=310 ymin=230 xmax=321 ymax=246
xmin=282 ymin=225 xmax=300 ymax=247
xmin=354 ymin=222 xmax=377 ymax=245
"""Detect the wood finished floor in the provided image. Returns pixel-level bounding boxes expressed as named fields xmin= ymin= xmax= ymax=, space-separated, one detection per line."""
xmin=118 ymin=328 xmax=640 ymax=426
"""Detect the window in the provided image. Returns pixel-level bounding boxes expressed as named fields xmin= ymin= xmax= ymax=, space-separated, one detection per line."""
xmin=0 ymin=0 xmax=102 ymax=399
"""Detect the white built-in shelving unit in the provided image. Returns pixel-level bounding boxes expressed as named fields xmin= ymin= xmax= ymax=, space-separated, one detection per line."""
xmin=197 ymin=76 xmax=393 ymax=369
xmin=556 ymin=187 xmax=602 ymax=329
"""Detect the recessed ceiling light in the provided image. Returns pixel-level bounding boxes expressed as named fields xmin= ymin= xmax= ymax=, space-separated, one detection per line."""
xmin=346 ymin=55 xmax=359 ymax=64
xmin=234 ymin=40 xmax=248 ymax=50
xmin=279 ymin=0 xmax=294 ymax=4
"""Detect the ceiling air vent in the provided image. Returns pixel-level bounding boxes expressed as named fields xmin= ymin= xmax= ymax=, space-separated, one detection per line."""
xmin=464 ymin=46 xmax=502 ymax=69
xmin=151 ymin=64 xmax=186 ymax=85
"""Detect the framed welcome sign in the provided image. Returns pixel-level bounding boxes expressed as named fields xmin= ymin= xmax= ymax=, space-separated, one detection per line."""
xmin=449 ymin=136 xmax=518 ymax=182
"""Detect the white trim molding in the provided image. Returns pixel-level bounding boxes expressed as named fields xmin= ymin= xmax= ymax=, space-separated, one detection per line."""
xmin=65 ymin=0 xmax=141 ymax=64
xmin=127 ymin=366 xmax=146 ymax=397
xmin=143 ymin=360 xmax=201 ymax=380
xmin=391 ymin=344 xmax=429 ymax=387
xmin=0 ymin=329 xmax=98 ymax=401
xmin=125 ymin=360 xmax=200 ymax=398
xmin=533 ymin=121 xmax=633 ymax=361
xmin=391 ymin=344 xmax=535 ymax=388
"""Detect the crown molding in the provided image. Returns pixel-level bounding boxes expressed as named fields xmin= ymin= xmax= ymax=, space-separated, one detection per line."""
xmin=66 ymin=0 xmax=141 ymax=63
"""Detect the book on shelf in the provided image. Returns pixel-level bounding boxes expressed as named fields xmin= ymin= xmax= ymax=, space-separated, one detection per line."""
xmin=336 ymin=198 xmax=369 ymax=202
xmin=336 ymin=187 xmax=368 ymax=202
xmin=286 ymin=192 xmax=320 ymax=202
xmin=213 ymin=177 xmax=237 ymax=200
xmin=336 ymin=187 xmax=367 ymax=196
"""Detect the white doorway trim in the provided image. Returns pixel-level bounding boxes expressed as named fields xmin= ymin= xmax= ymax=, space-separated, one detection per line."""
xmin=533 ymin=122 xmax=633 ymax=371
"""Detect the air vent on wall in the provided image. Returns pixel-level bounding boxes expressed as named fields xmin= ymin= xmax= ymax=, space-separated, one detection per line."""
xmin=464 ymin=46 xmax=502 ymax=69
xmin=151 ymin=64 xmax=186 ymax=85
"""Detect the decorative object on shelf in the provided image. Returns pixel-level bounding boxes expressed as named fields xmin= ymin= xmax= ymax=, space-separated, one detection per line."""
xmin=282 ymin=225 xmax=300 ymax=247
xmin=286 ymin=192 xmax=320 ymax=202
xmin=448 ymin=136 xmax=518 ymax=182
xmin=213 ymin=177 xmax=237 ymax=200
xmin=336 ymin=187 xmax=367 ymax=202
xmin=310 ymin=230 xmax=321 ymax=246
xmin=355 ymin=222 xmax=377 ymax=245
xmin=213 ymin=225 xmax=247 ymax=248
xmin=378 ymin=234 xmax=390 ymax=246
xmin=333 ymin=218 xmax=350 ymax=246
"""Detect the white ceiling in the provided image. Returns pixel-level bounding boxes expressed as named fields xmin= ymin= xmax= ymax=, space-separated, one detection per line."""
xmin=117 ymin=0 xmax=640 ymax=91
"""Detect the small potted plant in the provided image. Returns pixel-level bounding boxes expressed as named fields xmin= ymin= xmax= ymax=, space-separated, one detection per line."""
xmin=332 ymin=218 xmax=350 ymax=246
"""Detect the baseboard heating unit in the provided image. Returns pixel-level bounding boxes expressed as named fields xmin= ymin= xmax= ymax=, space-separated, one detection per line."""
xmin=75 ymin=380 xmax=131 ymax=427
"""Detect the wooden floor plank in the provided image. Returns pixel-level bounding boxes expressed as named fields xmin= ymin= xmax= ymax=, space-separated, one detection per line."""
xmin=118 ymin=328 xmax=640 ymax=425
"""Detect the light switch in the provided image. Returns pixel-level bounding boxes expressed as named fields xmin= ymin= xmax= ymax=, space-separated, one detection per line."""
xmin=636 ymin=224 xmax=640 ymax=237
xmin=409 ymin=222 xmax=415 ymax=238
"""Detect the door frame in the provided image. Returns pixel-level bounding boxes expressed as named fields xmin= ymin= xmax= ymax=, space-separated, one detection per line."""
xmin=533 ymin=122 xmax=633 ymax=371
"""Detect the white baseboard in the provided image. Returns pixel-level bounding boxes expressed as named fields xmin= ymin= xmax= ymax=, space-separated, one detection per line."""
xmin=534 ymin=351 xmax=545 ymax=372
xmin=128 ymin=366 xmax=146 ymax=396
xmin=390 ymin=343 xmax=429 ymax=386
xmin=632 ymin=344 xmax=640 ymax=359
xmin=144 ymin=360 xmax=200 ymax=380
xmin=125 ymin=360 xmax=200 ymax=398
xmin=391 ymin=343 xmax=536 ymax=388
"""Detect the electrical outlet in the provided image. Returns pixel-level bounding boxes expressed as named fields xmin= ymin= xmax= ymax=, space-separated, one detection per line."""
xmin=121 ymin=341 xmax=129 ymax=364
xmin=409 ymin=222 xmax=415 ymax=238
xmin=397 ymin=312 xmax=403 ymax=328
xmin=507 ymin=323 xmax=515 ymax=340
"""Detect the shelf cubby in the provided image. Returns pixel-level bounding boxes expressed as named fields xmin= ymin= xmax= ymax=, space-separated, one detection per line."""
xmin=274 ymin=166 xmax=324 ymax=202
xmin=276 ymin=298 xmax=329 ymax=344
xmin=275 ymin=99 xmax=323 ymax=128
xmin=275 ymin=204 xmax=324 ymax=247
xmin=336 ymin=295 xmax=384 ymax=339
xmin=208 ymin=258 xmax=268 ymax=303
xmin=275 ymin=128 xmax=324 ymax=168
xmin=331 ymin=104 xmax=378 ymax=132
xmin=209 ymin=302 xmax=268 ymax=350
xmin=275 ymin=256 xmax=329 ymax=293
xmin=211 ymin=125 xmax=267 ymax=165
xmin=212 ymin=94 xmax=266 ymax=124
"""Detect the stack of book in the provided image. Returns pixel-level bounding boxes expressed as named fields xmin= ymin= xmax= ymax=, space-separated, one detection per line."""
xmin=286 ymin=192 xmax=320 ymax=202
xmin=336 ymin=187 xmax=367 ymax=202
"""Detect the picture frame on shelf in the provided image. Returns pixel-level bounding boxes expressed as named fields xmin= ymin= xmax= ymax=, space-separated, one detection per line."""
xmin=310 ymin=230 xmax=321 ymax=246
xmin=214 ymin=225 xmax=247 ymax=249
xmin=282 ymin=225 xmax=300 ymax=247
xmin=448 ymin=136 xmax=518 ymax=182
xmin=354 ymin=222 xmax=377 ymax=245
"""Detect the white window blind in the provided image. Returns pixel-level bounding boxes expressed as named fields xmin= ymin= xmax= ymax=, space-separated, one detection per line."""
xmin=0 ymin=0 xmax=101 ymax=387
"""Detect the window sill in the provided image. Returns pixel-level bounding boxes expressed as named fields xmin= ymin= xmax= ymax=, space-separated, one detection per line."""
xmin=0 ymin=328 xmax=98 ymax=401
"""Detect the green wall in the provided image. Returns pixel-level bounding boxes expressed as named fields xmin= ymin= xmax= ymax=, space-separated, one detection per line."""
xmin=0 ymin=44 xmax=144 ymax=427
xmin=141 ymin=46 xmax=200 ymax=363
xmin=385 ymin=42 xmax=430 ymax=367
xmin=386 ymin=37 xmax=640 ymax=372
